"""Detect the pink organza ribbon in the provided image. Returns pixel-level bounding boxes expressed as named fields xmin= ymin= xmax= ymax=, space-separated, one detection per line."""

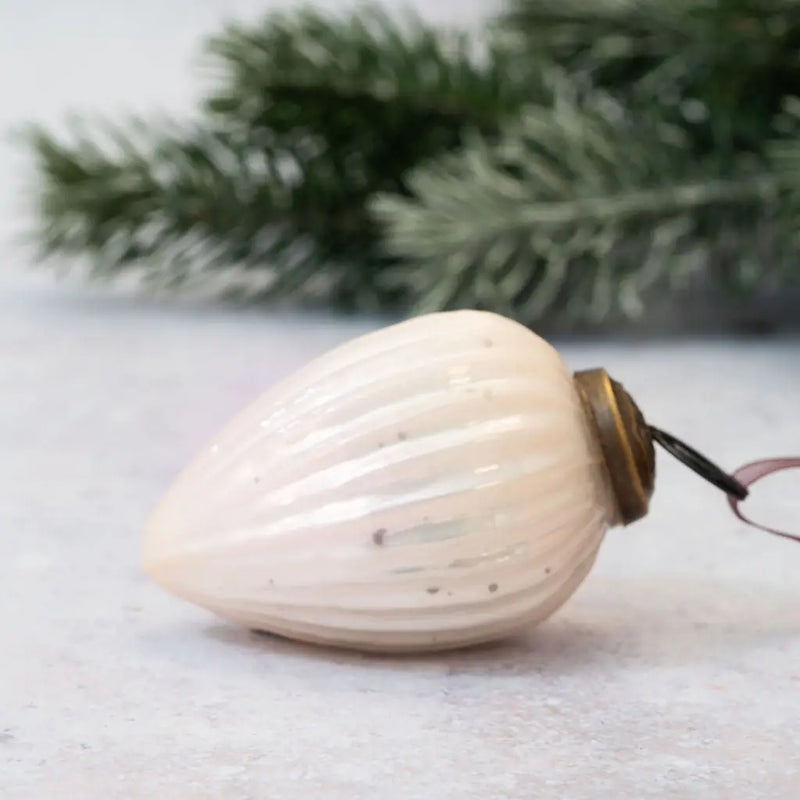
xmin=728 ymin=458 xmax=800 ymax=543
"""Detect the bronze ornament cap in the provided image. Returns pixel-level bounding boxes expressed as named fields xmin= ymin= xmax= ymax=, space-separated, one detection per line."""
xmin=574 ymin=368 xmax=656 ymax=526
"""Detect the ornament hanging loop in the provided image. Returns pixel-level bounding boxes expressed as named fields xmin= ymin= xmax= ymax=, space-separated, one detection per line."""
xmin=574 ymin=368 xmax=751 ymax=525
xmin=649 ymin=426 xmax=749 ymax=501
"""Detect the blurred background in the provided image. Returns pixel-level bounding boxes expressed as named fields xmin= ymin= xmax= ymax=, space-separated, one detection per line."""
xmin=3 ymin=0 xmax=800 ymax=332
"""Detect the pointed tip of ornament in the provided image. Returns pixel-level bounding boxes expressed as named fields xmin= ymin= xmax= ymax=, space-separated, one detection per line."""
xmin=140 ymin=500 xmax=185 ymax=589
xmin=574 ymin=368 xmax=655 ymax=526
xmin=140 ymin=517 xmax=167 ymax=583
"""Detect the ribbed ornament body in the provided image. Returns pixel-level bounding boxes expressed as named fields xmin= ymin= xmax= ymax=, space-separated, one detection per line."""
xmin=143 ymin=310 xmax=617 ymax=652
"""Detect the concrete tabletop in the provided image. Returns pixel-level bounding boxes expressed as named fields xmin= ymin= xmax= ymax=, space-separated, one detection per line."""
xmin=2 ymin=270 xmax=799 ymax=799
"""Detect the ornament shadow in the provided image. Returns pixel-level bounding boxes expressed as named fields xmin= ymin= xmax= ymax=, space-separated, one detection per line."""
xmin=198 ymin=574 xmax=800 ymax=682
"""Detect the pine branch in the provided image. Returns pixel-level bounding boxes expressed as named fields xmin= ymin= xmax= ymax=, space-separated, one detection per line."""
xmin=24 ymin=119 xmax=394 ymax=302
xmin=21 ymin=1 xmax=800 ymax=322
xmin=372 ymin=92 xmax=799 ymax=324
xmin=21 ymin=6 xmax=530 ymax=307
xmin=498 ymin=0 xmax=800 ymax=153
xmin=201 ymin=5 xmax=535 ymax=200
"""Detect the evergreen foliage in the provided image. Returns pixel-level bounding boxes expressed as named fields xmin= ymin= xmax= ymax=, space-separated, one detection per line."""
xmin=20 ymin=1 xmax=800 ymax=323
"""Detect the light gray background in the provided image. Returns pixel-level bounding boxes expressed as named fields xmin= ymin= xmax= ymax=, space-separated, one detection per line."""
xmin=2 ymin=2 xmax=800 ymax=798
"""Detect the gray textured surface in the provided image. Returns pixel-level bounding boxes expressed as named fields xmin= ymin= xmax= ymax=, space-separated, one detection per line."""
xmin=2 ymin=270 xmax=800 ymax=799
